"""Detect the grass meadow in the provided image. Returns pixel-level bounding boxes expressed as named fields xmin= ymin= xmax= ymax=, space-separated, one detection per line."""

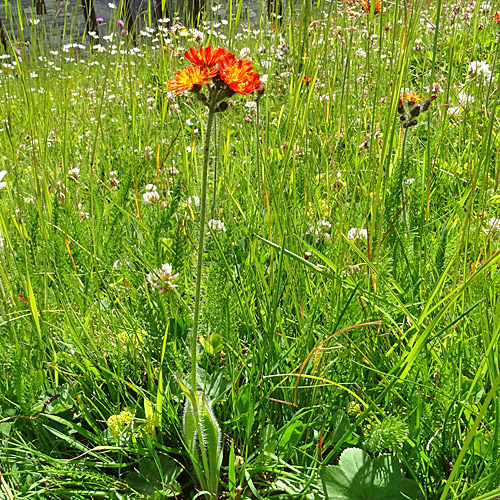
xmin=1 ymin=0 xmax=500 ymax=498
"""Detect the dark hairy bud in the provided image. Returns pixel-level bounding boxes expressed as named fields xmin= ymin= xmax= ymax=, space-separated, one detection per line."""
xmin=421 ymin=95 xmax=437 ymax=112
xmin=403 ymin=119 xmax=418 ymax=128
xmin=397 ymin=98 xmax=405 ymax=115
xmin=409 ymin=105 xmax=421 ymax=117
xmin=215 ymin=101 xmax=229 ymax=113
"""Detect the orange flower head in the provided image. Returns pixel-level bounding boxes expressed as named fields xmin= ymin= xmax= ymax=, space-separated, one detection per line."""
xmin=494 ymin=11 xmax=500 ymax=23
xmin=185 ymin=45 xmax=229 ymax=69
xmin=218 ymin=56 xmax=264 ymax=95
xmin=359 ymin=0 xmax=381 ymax=13
xmin=168 ymin=65 xmax=217 ymax=94
xmin=302 ymin=76 xmax=312 ymax=84
xmin=403 ymin=92 xmax=424 ymax=103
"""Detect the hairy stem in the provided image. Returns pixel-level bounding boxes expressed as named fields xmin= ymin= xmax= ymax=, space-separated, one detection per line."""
xmin=191 ymin=104 xmax=215 ymax=393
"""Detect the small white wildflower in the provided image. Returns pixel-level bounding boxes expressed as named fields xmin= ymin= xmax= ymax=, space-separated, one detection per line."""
xmin=186 ymin=195 xmax=200 ymax=207
xmin=347 ymin=227 xmax=368 ymax=241
xmin=77 ymin=203 xmax=89 ymax=220
xmin=208 ymin=219 xmax=226 ymax=233
xmin=484 ymin=217 xmax=500 ymax=235
xmin=317 ymin=219 xmax=332 ymax=232
xmin=467 ymin=60 xmax=493 ymax=84
xmin=147 ymin=263 xmax=179 ymax=293
xmin=68 ymin=167 xmax=80 ymax=179
xmin=0 ymin=170 xmax=7 ymax=189
xmin=143 ymin=184 xmax=160 ymax=205
xmin=108 ymin=170 xmax=119 ymax=186
xmin=240 ymin=47 xmax=251 ymax=58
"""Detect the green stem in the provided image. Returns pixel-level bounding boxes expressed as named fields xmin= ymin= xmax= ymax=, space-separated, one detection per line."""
xmin=400 ymin=127 xmax=409 ymax=230
xmin=212 ymin=114 xmax=218 ymax=215
xmin=256 ymin=96 xmax=262 ymax=204
xmin=191 ymin=104 xmax=216 ymax=393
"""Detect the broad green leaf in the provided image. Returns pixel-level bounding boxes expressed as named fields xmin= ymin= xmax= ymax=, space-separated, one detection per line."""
xmin=320 ymin=448 xmax=424 ymax=500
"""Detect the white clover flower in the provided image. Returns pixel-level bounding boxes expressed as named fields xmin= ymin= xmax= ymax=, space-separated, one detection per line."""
xmin=143 ymin=184 xmax=160 ymax=205
xmin=208 ymin=219 xmax=226 ymax=233
xmin=355 ymin=48 xmax=366 ymax=58
xmin=186 ymin=195 xmax=200 ymax=207
xmin=147 ymin=263 xmax=179 ymax=294
xmin=484 ymin=217 xmax=500 ymax=235
xmin=68 ymin=167 xmax=80 ymax=179
xmin=317 ymin=219 xmax=332 ymax=232
xmin=467 ymin=61 xmax=493 ymax=84
xmin=0 ymin=170 xmax=7 ymax=189
xmin=347 ymin=227 xmax=368 ymax=241
xmin=108 ymin=170 xmax=119 ymax=186
xmin=77 ymin=203 xmax=89 ymax=220
xmin=240 ymin=47 xmax=251 ymax=58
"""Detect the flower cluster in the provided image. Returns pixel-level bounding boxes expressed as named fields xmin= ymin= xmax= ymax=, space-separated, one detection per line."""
xmin=107 ymin=409 xmax=134 ymax=438
xmin=347 ymin=227 xmax=368 ymax=241
xmin=147 ymin=263 xmax=179 ymax=294
xmin=208 ymin=219 xmax=226 ymax=234
xmin=168 ymin=45 xmax=263 ymax=108
xmin=310 ymin=219 xmax=332 ymax=242
xmin=398 ymin=93 xmax=436 ymax=128
xmin=467 ymin=61 xmax=493 ymax=85
xmin=143 ymin=184 xmax=160 ymax=205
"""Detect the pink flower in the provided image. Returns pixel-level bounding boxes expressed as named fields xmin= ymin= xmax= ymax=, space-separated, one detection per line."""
xmin=147 ymin=264 xmax=179 ymax=294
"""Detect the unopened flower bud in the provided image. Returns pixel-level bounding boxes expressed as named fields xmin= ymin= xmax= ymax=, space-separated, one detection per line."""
xmin=215 ymin=101 xmax=229 ymax=113
xmin=403 ymin=119 xmax=418 ymax=128
xmin=409 ymin=105 xmax=421 ymax=117
xmin=421 ymin=95 xmax=437 ymax=112
xmin=397 ymin=98 xmax=405 ymax=115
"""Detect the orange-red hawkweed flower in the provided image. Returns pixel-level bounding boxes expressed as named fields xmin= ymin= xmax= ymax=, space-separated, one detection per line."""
xmin=494 ymin=11 xmax=500 ymax=23
xmin=185 ymin=45 xmax=228 ymax=69
xmin=168 ymin=65 xmax=217 ymax=93
xmin=403 ymin=92 xmax=424 ymax=103
xmin=359 ymin=0 xmax=381 ymax=13
xmin=218 ymin=56 xmax=263 ymax=95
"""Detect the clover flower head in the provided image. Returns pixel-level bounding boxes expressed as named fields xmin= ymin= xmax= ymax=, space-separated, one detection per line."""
xmin=143 ymin=184 xmax=160 ymax=205
xmin=147 ymin=263 xmax=179 ymax=294
xmin=467 ymin=60 xmax=493 ymax=84
xmin=208 ymin=219 xmax=226 ymax=233
xmin=347 ymin=227 xmax=368 ymax=241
